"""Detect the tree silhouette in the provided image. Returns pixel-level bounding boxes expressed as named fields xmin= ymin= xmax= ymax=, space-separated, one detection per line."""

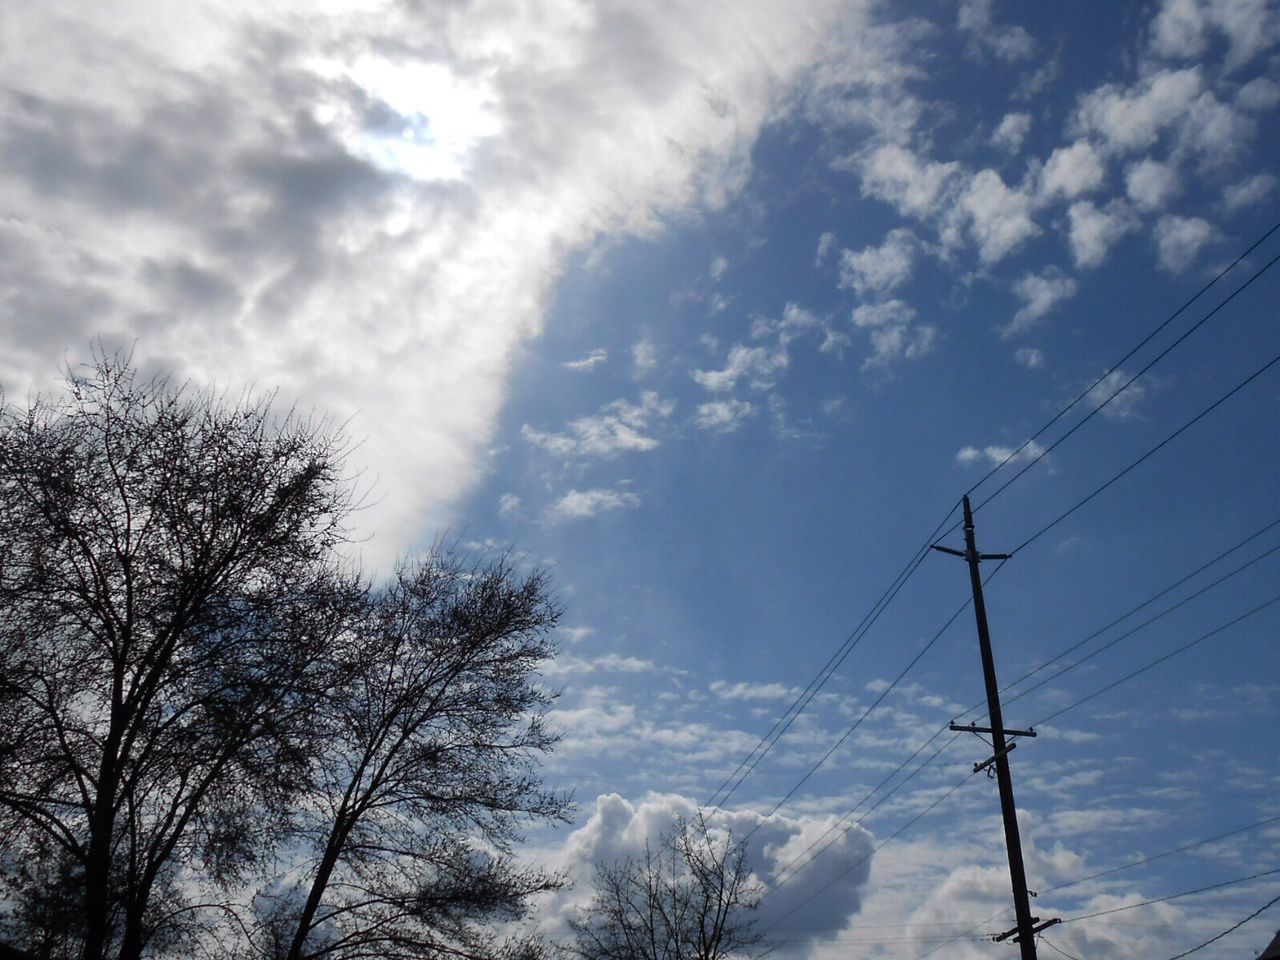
xmin=0 ymin=352 xmax=358 ymax=960
xmin=568 ymin=820 xmax=767 ymax=960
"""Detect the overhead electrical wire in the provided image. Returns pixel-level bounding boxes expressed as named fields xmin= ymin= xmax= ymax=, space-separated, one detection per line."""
xmin=967 ymin=244 xmax=1280 ymax=525
xmin=994 ymin=538 xmax=1280 ymax=715
xmin=1010 ymin=345 xmax=1280 ymax=556
xmin=1162 ymin=890 xmax=1280 ymax=960
xmin=1058 ymin=866 xmax=1280 ymax=925
xmin=992 ymin=515 xmax=1280 ymax=706
xmin=914 ymin=813 xmax=1280 ymax=958
xmin=1030 ymin=589 xmax=1280 ymax=728
xmin=705 ymin=222 xmax=1280 ymax=816
xmin=703 ymin=499 xmax=962 ymax=811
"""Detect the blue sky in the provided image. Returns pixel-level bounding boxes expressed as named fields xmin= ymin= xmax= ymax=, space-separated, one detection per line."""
xmin=2 ymin=1 xmax=1279 ymax=957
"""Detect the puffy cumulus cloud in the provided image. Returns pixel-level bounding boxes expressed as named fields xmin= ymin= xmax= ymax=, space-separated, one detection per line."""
xmin=710 ymin=680 xmax=802 ymax=701
xmin=1153 ymin=214 xmax=1214 ymax=271
xmin=957 ymin=0 xmax=1037 ymax=62
xmin=1006 ymin=269 xmax=1078 ymax=336
xmin=1150 ymin=0 xmax=1280 ymax=70
xmin=991 ymin=111 xmax=1032 ymax=153
xmin=1072 ymin=67 xmax=1203 ymax=154
xmin=956 ymin=439 xmax=1046 ymax=467
xmin=694 ymin=398 xmax=757 ymax=433
xmin=693 ymin=344 xmax=789 ymax=392
xmin=851 ymin=301 xmax=936 ymax=369
xmin=542 ymin=486 xmax=641 ymax=524
xmin=855 ymin=144 xmax=962 ymax=219
xmin=0 ymin=0 xmax=875 ymax=573
xmin=1039 ymin=140 xmax=1106 ymax=201
xmin=1067 ymin=200 xmax=1138 ymax=269
xmin=1223 ymin=171 xmax=1278 ymax=209
xmin=540 ymin=793 xmax=875 ymax=952
xmin=1125 ymin=158 xmax=1181 ymax=211
xmin=960 ymin=170 xmax=1041 ymax=264
xmin=1085 ymin=368 xmax=1150 ymax=420
xmin=522 ymin=391 xmax=675 ymax=458
xmin=838 ymin=228 xmax=916 ymax=296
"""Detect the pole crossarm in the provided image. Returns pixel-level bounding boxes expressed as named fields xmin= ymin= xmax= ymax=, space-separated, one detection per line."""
xmin=949 ymin=722 xmax=1038 ymax=738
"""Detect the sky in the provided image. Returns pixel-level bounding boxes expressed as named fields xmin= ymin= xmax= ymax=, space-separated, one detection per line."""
xmin=2 ymin=1 xmax=1279 ymax=957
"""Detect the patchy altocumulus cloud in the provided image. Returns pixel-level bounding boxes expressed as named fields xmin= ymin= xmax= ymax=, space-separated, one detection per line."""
xmin=543 ymin=486 xmax=642 ymax=524
xmin=523 ymin=392 xmax=675 ymax=459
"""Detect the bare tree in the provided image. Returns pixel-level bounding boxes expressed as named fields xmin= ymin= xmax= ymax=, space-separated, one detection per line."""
xmin=568 ymin=820 xmax=768 ymax=960
xmin=255 ymin=552 xmax=569 ymax=960
xmin=0 ymin=352 xmax=358 ymax=960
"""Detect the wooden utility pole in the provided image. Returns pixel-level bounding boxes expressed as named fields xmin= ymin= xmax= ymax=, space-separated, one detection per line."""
xmin=933 ymin=496 xmax=1057 ymax=956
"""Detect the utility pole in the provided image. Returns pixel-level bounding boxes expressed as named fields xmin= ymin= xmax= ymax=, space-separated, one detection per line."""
xmin=932 ymin=496 xmax=1058 ymax=956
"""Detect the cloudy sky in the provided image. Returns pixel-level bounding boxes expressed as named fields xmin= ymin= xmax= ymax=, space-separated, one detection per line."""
xmin=3 ymin=0 xmax=1280 ymax=957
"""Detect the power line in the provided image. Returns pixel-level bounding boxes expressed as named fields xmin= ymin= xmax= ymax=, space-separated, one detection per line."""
xmin=706 ymin=222 xmax=1280 ymax=814
xmin=1059 ymin=867 xmax=1280 ymax=924
xmin=1011 ymin=345 xmax=1280 ymax=556
xmin=913 ymin=811 xmax=1280 ymax=958
xmin=994 ymin=515 xmax=1280 ymax=705
xmin=1000 ymin=539 xmax=1280 ymax=713
xmin=970 ymin=244 xmax=1280 ymax=523
xmin=745 ymin=566 xmax=993 ymax=838
xmin=1031 ymin=589 xmax=1280 ymax=728
xmin=960 ymin=218 xmax=1280 ymax=507
xmin=703 ymin=499 xmax=962 ymax=811
xmin=762 ymin=770 xmax=979 ymax=935
xmin=1163 ymin=890 xmax=1280 ymax=960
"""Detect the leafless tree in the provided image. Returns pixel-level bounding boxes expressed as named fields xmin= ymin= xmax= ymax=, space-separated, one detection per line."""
xmin=568 ymin=820 xmax=768 ymax=960
xmin=0 ymin=352 xmax=359 ymax=960
xmin=255 ymin=551 xmax=569 ymax=960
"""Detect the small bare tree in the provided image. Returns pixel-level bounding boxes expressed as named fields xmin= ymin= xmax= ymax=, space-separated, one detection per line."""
xmin=569 ymin=820 xmax=768 ymax=960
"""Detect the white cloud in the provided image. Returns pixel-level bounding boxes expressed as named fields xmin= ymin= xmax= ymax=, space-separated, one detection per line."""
xmin=851 ymin=300 xmax=916 ymax=328
xmin=694 ymin=399 xmax=757 ymax=433
xmin=1124 ymin=158 xmax=1181 ymax=211
xmin=1085 ymin=368 xmax=1150 ymax=420
xmin=956 ymin=439 xmax=1046 ymax=467
xmin=710 ymin=680 xmax=801 ymax=701
xmin=693 ymin=344 xmax=788 ymax=392
xmin=632 ymin=338 xmax=658 ymax=373
xmin=857 ymin=144 xmax=961 ymax=219
xmin=958 ymin=0 xmax=1037 ymax=62
xmin=1236 ymin=75 xmax=1280 ymax=112
xmin=1016 ymin=347 xmax=1044 ymax=369
xmin=562 ymin=348 xmax=608 ymax=371
xmin=1067 ymin=200 xmax=1138 ymax=269
xmin=992 ymin=112 xmax=1032 ymax=153
xmin=1223 ymin=172 xmax=1278 ymax=210
xmin=498 ymin=492 xmax=522 ymax=516
xmin=1073 ymin=67 xmax=1203 ymax=153
xmin=0 ymin=0 xmax=876 ymax=573
xmin=1007 ymin=268 xmax=1078 ymax=337
xmin=542 ymin=486 xmax=641 ymax=524
xmin=1150 ymin=0 xmax=1280 ymax=69
xmin=865 ymin=323 xmax=937 ymax=367
xmin=838 ymin=228 xmax=916 ymax=296
xmin=815 ymin=230 xmax=837 ymax=265
xmin=1039 ymin=141 xmax=1106 ymax=201
xmin=710 ymin=254 xmax=729 ymax=281
xmin=543 ymin=793 xmax=875 ymax=949
xmin=1153 ymin=214 xmax=1214 ymax=271
xmin=961 ymin=169 xmax=1041 ymax=264
xmin=523 ymin=391 xmax=675 ymax=458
